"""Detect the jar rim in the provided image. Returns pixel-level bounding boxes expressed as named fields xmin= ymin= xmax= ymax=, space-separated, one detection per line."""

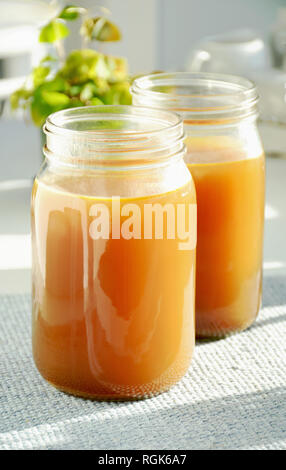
xmin=131 ymin=72 xmax=259 ymax=122
xmin=44 ymin=105 xmax=183 ymax=141
xmin=43 ymin=105 xmax=186 ymax=169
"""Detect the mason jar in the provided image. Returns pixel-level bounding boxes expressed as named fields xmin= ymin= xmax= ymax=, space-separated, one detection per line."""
xmin=132 ymin=73 xmax=265 ymax=338
xmin=31 ymin=105 xmax=197 ymax=400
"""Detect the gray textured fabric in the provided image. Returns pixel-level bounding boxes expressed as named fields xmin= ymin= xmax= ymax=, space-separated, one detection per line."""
xmin=0 ymin=276 xmax=286 ymax=450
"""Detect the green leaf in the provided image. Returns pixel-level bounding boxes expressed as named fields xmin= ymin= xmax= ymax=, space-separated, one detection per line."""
xmin=80 ymin=82 xmax=97 ymax=102
xmin=40 ymin=55 xmax=57 ymax=65
xmin=30 ymin=92 xmax=51 ymax=126
xmin=89 ymin=54 xmax=110 ymax=80
xmin=91 ymin=78 xmax=109 ymax=95
xmin=10 ymin=89 xmax=31 ymax=110
xmin=104 ymin=56 xmax=128 ymax=82
xmin=41 ymin=91 xmax=70 ymax=107
xmin=61 ymin=49 xmax=96 ymax=83
xmin=69 ymin=84 xmax=83 ymax=97
xmin=70 ymin=98 xmax=85 ymax=107
xmin=58 ymin=5 xmax=81 ymax=21
xmin=39 ymin=20 xmax=70 ymax=43
xmin=30 ymin=84 xmax=70 ymax=126
xmin=102 ymin=82 xmax=131 ymax=105
xmin=81 ymin=17 xmax=121 ymax=42
xmin=61 ymin=49 xmax=111 ymax=84
xmin=90 ymin=97 xmax=104 ymax=106
xmin=32 ymin=65 xmax=50 ymax=87
xmin=60 ymin=49 xmax=128 ymax=86
xmin=40 ymin=76 xmax=68 ymax=93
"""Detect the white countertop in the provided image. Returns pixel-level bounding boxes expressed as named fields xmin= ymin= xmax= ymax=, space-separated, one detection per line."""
xmin=0 ymin=155 xmax=285 ymax=295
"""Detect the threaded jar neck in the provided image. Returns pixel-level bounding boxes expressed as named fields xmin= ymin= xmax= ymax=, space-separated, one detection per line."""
xmin=43 ymin=105 xmax=186 ymax=170
xmin=131 ymin=72 xmax=259 ymax=126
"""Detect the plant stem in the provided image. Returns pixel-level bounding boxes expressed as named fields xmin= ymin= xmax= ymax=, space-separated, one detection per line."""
xmin=55 ymin=40 xmax=65 ymax=64
xmin=81 ymin=8 xmax=90 ymax=49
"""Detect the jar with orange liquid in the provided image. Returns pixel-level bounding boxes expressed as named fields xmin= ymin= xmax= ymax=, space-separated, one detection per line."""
xmin=132 ymin=73 xmax=265 ymax=338
xmin=31 ymin=105 xmax=197 ymax=400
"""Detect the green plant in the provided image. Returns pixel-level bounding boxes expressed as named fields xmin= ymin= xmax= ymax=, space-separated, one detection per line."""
xmin=11 ymin=4 xmax=131 ymax=126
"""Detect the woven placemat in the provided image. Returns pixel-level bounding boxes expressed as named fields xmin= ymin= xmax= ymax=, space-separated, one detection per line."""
xmin=0 ymin=276 xmax=286 ymax=450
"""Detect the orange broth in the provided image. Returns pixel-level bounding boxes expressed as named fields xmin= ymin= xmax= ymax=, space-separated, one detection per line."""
xmin=186 ymin=137 xmax=265 ymax=337
xmin=31 ymin=175 xmax=196 ymax=399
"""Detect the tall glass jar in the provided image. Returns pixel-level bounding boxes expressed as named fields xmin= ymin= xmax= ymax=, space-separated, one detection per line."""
xmin=132 ymin=73 xmax=265 ymax=338
xmin=31 ymin=105 xmax=197 ymax=400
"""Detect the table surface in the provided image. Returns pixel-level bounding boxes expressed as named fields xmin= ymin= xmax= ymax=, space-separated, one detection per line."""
xmin=0 ymin=156 xmax=286 ymax=450
xmin=1 ymin=276 xmax=286 ymax=450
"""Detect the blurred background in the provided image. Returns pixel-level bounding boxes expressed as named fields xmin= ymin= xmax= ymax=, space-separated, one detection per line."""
xmin=0 ymin=0 xmax=286 ymax=292
xmin=104 ymin=0 xmax=286 ymax=72
xmin=2 ymin=0 xmax=286 ymax=179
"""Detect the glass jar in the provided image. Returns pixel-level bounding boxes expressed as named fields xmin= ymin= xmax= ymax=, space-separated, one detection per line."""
xmin=132 ymin=73 xmax=265 ymax=338
xmin=31 ymin=105 xmax=197 ymax=400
